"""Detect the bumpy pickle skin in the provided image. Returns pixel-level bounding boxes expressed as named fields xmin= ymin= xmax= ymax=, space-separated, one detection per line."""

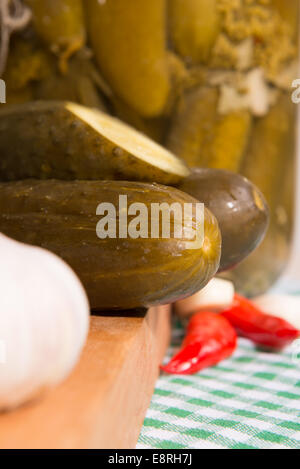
xmin=25 ymin=0 xmax=86 ymax=73
xmin=0 ymin=101 xmax=189 ymax=184
xmin=169 ymin=0 xmax=220 ymax=64
xmin=0 ymin=180 xmax=221 ymax=310
xmin=166 ymin=86 xmax=219 ymax=166
xmin=86 ymin=0 xmax=170 ymax=118
xmin=241 ymin=93 xmax=295 ymax=211
xmin=204 ymin=111 xmax=252 ymax=173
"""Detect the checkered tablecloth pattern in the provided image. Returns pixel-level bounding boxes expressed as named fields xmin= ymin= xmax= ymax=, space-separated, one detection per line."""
xmin=138 ymin=311 xmax=300 ymax=449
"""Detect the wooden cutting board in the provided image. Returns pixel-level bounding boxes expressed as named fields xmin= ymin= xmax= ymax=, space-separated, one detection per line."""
xmin=0 ymin=305 xmax=171 ymax=449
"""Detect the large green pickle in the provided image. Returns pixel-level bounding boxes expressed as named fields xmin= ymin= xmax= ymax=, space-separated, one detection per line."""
xmin=25 ymin=0 xmax=86 ymax=72
xmin=0 ymin=101 xmax=189 ymax=184
xmin=169 ymin=0 xmax=220 ymax=64
xmin=0 ymin=180 xmax=221 ymax=310
xmin=178 ymin=168 xmax=269 ymax=272
xmin=86 ymin=0 xmax=170 ymax=117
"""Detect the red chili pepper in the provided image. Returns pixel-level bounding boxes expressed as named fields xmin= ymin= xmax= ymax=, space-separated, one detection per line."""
xmin=161 ymin=312 xmax=237 ymax=375
xmin=221 ymin=294 xmax=300 ymax=350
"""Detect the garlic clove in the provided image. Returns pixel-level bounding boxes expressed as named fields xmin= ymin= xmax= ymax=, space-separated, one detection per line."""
xmin=174 ymin=278 xmax=234 ymax=319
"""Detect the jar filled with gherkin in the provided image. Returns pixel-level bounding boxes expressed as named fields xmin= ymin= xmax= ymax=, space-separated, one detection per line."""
xmin=165 ymin=0 xmax=299 ymax=296
xmin=1 ymin=0 xmax=298 ymax=298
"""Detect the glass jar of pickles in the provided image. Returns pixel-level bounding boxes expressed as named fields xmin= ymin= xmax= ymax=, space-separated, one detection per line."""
xmin=2 ymin=0 xmax=299 ymax=297
xmin=164 ymin=0 xmax=299 ymax=296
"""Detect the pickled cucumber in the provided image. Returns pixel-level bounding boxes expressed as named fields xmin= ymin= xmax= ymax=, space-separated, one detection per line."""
xmin=178 ymin=168 xmax=269 ymax=271
xmin=0 ymin=101 xmax=189 ymax=184
xmin=86 ymin=0 xmax=170 ymax=118
xmin=241 ymin=93 xmax=295 ymax=211
xmin=112 ymin=98 xmax=168 ymax=144
xmin=227 ymin=94 xmax=296 ymax=297
xmin=166 ymin=84 xmax=250 ymax=171
xmin=0 ymin=180 xmax=221 ymax=310
xmin=34 ymin=52 xmax=108 ymax=111
xmin=166 ymin=86 xmax=219 ymax=166
xmin=25 ymin=0 xmax=86 ymax=72
xmin=272 ymin=0 xmax=299 ymax=37
xmin=3 ymin=38 xmax=52 ymax=93
xmin=169 ymin=0 xmax=220 ymax=63
xmin=221 ymin=218 xmax=291 ymax=297
xmin=205 ymin=111 xmax=252 ymax=173
xmin=33 ymin=61 xmax=79 ymax=104
xmin=5 ymin=87 xmax=34 ymax=105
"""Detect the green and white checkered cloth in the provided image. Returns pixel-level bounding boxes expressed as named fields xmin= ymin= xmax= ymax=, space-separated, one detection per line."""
xmin=138 ymin=287 xmax=300 ymax=449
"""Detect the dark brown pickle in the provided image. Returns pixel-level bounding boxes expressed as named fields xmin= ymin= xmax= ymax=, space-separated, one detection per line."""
xmin=0 ymin=180 xmax=221 ymax=310
xmin=177 ymin=168 xmax=269 ymax=272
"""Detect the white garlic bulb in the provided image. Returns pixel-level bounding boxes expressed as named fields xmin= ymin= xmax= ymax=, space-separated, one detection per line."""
xmin=0 ymin=234 xmax=90 ymax=410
